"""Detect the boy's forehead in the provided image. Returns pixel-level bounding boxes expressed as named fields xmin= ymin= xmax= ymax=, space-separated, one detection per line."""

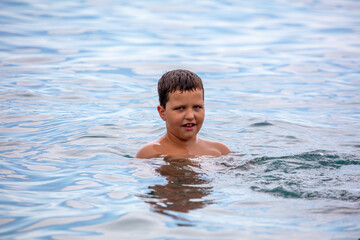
xmin=170 ymin=88 xmax=203 ymax=94
xmin=169 ymin=88 xmax=203 ymax=96
xmin=168 ymin=89 xmax=204 ymax=101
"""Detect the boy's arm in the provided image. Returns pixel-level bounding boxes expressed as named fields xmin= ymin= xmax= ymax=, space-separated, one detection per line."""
xmin=218 ymin=142 xmax=231 ymax=155
xmin=208 ymin=140 xmax=231 ymax=155
xmin=135 ymin=143 xmax=160 ymax=159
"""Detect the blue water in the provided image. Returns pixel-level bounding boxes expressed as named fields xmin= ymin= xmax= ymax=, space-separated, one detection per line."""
xmin=1 ymin=0 xmax=360 ymax=239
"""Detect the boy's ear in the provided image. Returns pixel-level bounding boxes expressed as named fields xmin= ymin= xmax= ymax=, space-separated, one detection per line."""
xmin=157 ymin=105 xmax=166 ymax=121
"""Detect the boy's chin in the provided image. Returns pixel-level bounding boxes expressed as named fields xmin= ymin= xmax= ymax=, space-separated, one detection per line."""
xmin=178 ymin=133 xmax=198 ymax=141
xmin=168 ymin=129 xmax=200 ymax=142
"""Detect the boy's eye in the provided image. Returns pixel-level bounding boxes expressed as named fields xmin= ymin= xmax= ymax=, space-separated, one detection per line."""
xmin=174 ymin=107 xmax=184 ymax=110
xmin=194 ymin=106 xmax=202 ymax=109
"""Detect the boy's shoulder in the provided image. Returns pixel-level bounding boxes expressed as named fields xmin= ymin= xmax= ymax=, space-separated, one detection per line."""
xmin=199 ymin=138 xmax=231 ymax=155
xmin=135 ymin=141 xmax=161 ymax=159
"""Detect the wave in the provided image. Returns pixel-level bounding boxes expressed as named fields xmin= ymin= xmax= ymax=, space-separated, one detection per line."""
xmin=223 ymin=150 xmax=360 ymax=201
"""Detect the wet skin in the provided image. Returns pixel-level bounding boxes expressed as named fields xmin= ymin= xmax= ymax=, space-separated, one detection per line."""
xmin=158 ymin=89 xmax=205 ymax=146
xmin=136 ymin=89 xmax=231 ymax=158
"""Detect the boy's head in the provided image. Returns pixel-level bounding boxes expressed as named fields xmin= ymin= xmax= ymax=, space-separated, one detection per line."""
xmin=158 ymin=69 xmax=204 ymax=108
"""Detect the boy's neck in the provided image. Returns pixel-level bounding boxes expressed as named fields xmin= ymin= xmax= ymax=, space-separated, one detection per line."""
xmin=164 ymin=132 xmax=198 ymax=149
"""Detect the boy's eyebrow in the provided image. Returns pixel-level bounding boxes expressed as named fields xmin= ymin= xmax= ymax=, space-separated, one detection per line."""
xmin=172 ymin=104 xmax=185 ymax=108
xmin=172 ymin=102 xmax=204 ymax=107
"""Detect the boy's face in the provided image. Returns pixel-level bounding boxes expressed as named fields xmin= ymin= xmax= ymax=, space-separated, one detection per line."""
xmin=158 ymin=89 xmax=204 ymax=142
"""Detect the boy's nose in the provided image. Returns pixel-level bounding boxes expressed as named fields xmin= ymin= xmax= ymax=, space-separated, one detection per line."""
xmin=185 ymin=109 xmax=195 ymax=120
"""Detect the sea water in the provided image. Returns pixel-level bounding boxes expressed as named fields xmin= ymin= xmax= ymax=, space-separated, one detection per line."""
xmin=0 ymin=0 xmax=359 ymax=239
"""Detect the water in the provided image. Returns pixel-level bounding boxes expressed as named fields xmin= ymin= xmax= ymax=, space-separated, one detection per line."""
xmin=1 ymin=0 xmax=359 ymax=239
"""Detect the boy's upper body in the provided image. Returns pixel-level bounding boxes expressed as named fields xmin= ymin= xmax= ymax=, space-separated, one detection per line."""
xmin=136 ymin=69 xmax=231 ymax=159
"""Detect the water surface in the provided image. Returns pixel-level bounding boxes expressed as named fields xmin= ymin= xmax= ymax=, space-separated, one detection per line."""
xmin=1 ymin=0 xmax=359 ymax=239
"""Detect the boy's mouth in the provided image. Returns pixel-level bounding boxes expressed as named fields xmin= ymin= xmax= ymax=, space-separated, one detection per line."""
xmin=182 ymin=123 xmax=196 ymax=130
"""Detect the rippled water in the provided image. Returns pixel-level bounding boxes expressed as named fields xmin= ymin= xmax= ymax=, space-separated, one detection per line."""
xmin=1 ymin=0 xmax=360 ymax=239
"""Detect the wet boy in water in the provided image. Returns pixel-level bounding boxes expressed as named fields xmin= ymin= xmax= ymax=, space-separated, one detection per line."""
xmin=136 ymin=69 xmax=231 ymax=158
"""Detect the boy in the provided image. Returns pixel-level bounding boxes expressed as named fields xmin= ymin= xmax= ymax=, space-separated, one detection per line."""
xmin=136 ymin=69 xmax=231 ymax=158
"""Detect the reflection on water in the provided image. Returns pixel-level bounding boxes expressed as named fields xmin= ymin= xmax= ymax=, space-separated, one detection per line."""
xmin=143 ymin=156 xmax=212 ymax=218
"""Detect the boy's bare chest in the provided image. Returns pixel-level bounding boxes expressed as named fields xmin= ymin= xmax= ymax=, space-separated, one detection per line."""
xmin=155 ymin=139 xmax=221 ymax=157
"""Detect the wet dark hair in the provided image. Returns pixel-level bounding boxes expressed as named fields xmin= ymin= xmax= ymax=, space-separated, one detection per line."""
xmin=158 ymin=69 xmax=204 ymax=108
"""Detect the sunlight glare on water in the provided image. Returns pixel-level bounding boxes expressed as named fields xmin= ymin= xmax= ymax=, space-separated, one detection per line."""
xmin=0 ymin=0 xmax=360 ymax=239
